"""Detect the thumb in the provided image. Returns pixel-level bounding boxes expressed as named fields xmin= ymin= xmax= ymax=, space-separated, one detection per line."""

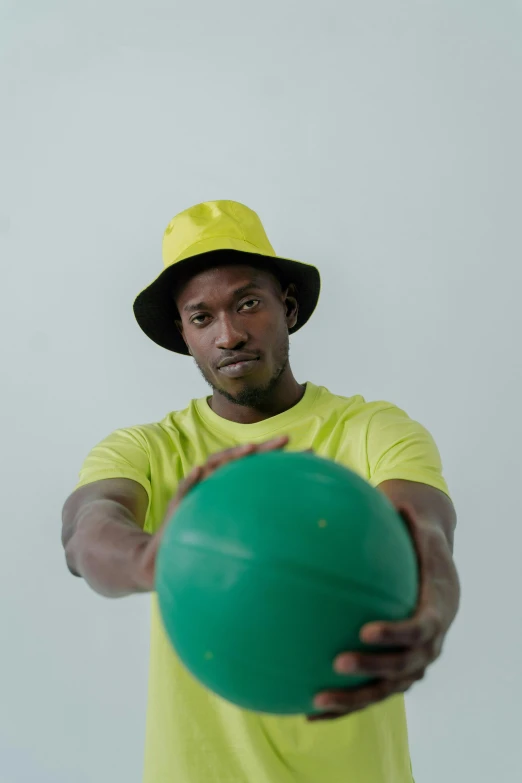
xmin=144 ymin=464 xmax=204 ymax=582
xmin=164 ymin=464 xmax=204 ymax=521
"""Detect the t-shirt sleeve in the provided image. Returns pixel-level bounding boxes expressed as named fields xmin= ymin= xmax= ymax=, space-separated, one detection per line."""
xmin=366 ymin=405 xmax=450 ymax=497
xmin=74 ymin=426 xmax=152 ymax=504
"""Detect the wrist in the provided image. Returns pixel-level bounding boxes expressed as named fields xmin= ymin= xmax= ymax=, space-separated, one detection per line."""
xmin=129 ymin=534 xmax=156 ymax=593
xmin=71 ymin=502 xmax=153 ymax=597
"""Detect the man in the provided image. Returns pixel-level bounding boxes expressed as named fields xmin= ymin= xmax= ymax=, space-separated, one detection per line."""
xmin=61 ymin=200 xmax=460 ymax=783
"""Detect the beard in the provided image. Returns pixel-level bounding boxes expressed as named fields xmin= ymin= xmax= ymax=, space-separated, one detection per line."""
xmin=194 ymin=334 xmax=290 ymax=409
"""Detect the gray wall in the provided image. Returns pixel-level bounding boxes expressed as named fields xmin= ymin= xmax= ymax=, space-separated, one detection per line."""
xmin=1 ymin=2 xmax=521 ymax=781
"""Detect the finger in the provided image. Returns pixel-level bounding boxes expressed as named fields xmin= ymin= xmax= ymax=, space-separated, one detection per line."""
xmin=360 ymin=607 xmax=442 ymax=647
xmin=203 ymin=436 xmax=289 ymax=481
xmin=313 ymin=681 xmax=392 ymax=713
xmin=306 ymin=711 xmax=346 ymax=722
xmin=182 ymin=464 xmax=204 ymax=488
xmin=334 ymin=649 xmax=429 ymax=680
xmin=179 ymin=464 xmax=204 ymax=493
xmin=313 ymin=676 xmax=418 ymax=714
xmin=308 ymin=683 xmax=415 ymax=721
xmin=205 ymin=438 xmax=288 ymax=473
xmin=255 ymin=435 xmax=289 ymax=452
xmin=206 ymin=443 xmax=256 ymax=469
xmin=165 ymin=465 xmax=204 ymax=516
xmin=206 ymin=437 xmax=288 ymax=467
xmin=202 ymin=445 xmax=256 ymax=477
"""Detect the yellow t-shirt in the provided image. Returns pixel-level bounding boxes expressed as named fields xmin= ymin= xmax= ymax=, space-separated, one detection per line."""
xmin=75 ymin=381 xmax=449 ymax=783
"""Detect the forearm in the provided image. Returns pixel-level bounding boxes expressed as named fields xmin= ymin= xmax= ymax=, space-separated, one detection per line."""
xmin=63 ymin=499 xmax=151 ymax=598
xmin=378 ymin=479 xmax=456 ymax=552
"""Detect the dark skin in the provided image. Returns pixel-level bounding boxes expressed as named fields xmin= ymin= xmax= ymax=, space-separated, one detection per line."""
xmin=62 ymin=261 xmax=460 ymax=720
xmin=308 ymin=481 xmax=459 ymax=719
xmin=171 ymin=262 xmax=461 ymax=720
xmin=173 ymin=262 xmax=305 ymax=422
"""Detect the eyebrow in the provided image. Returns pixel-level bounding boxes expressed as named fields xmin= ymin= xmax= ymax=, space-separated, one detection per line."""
xmin=182 ymin=279 xmax=265 ymax=313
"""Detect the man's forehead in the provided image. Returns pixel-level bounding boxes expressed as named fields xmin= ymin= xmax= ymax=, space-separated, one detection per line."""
xmin=175 ymin=264 xmax=280 ymax=306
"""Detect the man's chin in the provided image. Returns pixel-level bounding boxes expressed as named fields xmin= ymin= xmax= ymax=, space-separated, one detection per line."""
xmin=215 ymin=381 xmax=264 ymax=407
xmin=196 ymin=357 xmax=288 ymax=408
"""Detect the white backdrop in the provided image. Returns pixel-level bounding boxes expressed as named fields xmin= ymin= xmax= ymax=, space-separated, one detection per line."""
xmin=1 ymin=2 xmax=521 ymax=781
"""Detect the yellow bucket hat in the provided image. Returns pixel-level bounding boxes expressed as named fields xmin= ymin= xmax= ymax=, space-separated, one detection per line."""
xmin=133 ymin=200 xmax=321 ymax=355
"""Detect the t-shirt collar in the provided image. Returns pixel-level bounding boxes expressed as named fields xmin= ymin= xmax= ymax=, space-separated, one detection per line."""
xmin=194 ymin=381 xmax=319 ymax=441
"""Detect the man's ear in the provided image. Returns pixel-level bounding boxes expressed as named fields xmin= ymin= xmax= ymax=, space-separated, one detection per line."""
xmin=283 ymin=283 xmax=299 ymax=330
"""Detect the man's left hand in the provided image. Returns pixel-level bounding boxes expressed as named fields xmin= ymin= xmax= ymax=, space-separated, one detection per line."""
xmin=308 ymin=501 xmax=460 ymax=721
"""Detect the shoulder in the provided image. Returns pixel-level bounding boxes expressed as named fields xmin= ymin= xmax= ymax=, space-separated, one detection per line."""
xmin=312 ymin=383 xmax=404 ymax=427
xmin=77 ymin=405 xmax=192 ymax=467
xmin=315 ymin=384 xmax=428 ymax=425
xmin=112 ymin=399 xmax=199 ymax=446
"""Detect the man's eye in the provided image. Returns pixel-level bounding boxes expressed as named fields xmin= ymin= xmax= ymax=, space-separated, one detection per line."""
xmin=191 ymin=300 xmax=259 ymax=324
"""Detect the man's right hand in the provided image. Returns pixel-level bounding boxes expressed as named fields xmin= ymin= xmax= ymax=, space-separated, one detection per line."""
xmin=132 ymin=435 xmax=290 ymax=592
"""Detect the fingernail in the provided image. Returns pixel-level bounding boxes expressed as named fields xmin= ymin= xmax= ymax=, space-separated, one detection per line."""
xmin=361 ymin=627 xmax=381 ymax=643
xmin=334 ymin=654 xmax=358 ymax=674
xmin=313 ymin=694 xmax=334 ymax=709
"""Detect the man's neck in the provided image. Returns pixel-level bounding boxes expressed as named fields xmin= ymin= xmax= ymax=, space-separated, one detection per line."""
xmin=208 ymin=375 xmax=306 ymax=424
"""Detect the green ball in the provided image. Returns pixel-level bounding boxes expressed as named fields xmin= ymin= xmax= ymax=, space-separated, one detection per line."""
xmin=155 ymin=450 xmax=419 ymax=715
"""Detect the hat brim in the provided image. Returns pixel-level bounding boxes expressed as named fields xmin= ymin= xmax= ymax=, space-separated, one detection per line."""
xmin=133 ymin=249 xmax=321 ymax=355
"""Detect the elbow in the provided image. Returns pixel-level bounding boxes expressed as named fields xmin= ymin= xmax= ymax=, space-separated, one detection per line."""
xmin=61 ymin=494 xmax=81 ymax=577
xmin=63 ymin=534 xmax=82 ymax=578
xmin=61 ymin=510 xmax=82 ymax=578
xmin=65 ymin=551 xmax=81 ymax=578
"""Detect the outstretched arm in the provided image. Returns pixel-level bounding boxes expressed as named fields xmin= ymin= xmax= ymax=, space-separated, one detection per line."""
xmin=309 ymin=479 xmax=460 ymax=720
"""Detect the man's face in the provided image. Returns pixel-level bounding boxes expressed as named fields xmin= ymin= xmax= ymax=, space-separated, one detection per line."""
xmin=174 ymin=263 xmax=298 ymax=407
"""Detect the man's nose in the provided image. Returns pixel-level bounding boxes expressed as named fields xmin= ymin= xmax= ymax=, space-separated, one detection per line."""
xmin=215 ymin=315 xmax=248 ymax=349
